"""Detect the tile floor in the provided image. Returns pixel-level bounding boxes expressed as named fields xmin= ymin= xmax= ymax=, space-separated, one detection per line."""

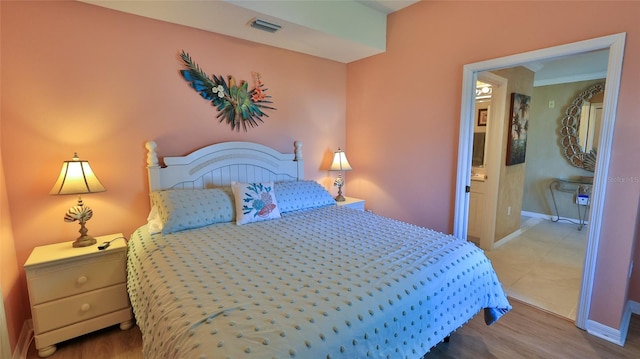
xmin=485 ymin=216 xmax=588 ymax=320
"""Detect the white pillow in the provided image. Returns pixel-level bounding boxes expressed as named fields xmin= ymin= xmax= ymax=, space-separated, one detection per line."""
xmin=231 ymin=181 xmax=281 ymax=225
xmin=150 ymin=188 xmax=235 ymax=234
xmin=275 ymin=180 xmax=336 ymax=213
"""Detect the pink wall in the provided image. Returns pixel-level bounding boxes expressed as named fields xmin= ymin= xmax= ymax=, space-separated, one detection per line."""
xmin=347 ymin=1 xmax=640 ymax=329
xmin=2 ymin=0 xmax=640 ymax=350
xmin=0 ymin=1 xmax=346 ymax=345
xmin=1 ymin=146 xmax=27 ymax=353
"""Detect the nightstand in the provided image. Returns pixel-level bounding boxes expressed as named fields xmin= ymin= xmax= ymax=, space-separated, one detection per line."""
xmin=337 ymin=196 xmax=365 ymax=211
xmin=24 ymin=233 xmax=133 ymax=357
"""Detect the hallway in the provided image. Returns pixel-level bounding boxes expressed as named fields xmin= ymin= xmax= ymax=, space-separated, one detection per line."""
xmin=485 ymin=217 xmax=587 ymax=320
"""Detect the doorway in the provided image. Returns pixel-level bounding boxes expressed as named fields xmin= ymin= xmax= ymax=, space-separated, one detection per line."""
xmin=470 ymin=75 xmax=593 ymax=320
xmin=469 ymin=73 xmax=507 ymax=251
xmin=452 ymin=33 xmax=626 ymax=329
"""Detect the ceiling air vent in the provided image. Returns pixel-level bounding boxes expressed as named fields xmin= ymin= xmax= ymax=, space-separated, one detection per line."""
xmin=250 ymin=18 xmax=281 ymax=33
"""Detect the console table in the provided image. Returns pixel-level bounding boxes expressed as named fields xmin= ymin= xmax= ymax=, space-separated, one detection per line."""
xmin=549 ymin=177 xmax=592 ymax=230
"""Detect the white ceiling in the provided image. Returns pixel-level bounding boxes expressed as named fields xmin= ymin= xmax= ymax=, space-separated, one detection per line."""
xmin=532 ymin=49 xmax=609 ymax=87
xmin=80 ymin=0 xmax=608 ymax=83
xmin=80 ymin=0 xmax=419 ymax=63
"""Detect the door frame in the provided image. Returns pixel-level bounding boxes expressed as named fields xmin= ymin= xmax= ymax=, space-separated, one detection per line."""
xmin=453 ymin=32 xmax=626 ymax=329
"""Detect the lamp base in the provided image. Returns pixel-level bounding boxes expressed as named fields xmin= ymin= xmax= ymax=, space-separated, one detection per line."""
xmin=335 ymin=184 xmax=346 ymax=202
xmin=72 ymin=235 xmax=97 ymax=248
xmin=72 ymin=220 xmax=96 ymax=248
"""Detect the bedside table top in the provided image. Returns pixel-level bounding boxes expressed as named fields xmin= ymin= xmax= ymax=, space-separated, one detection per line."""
xmin=337 ymin=197 xmax=364 ymax=205
xmin=25 ymin=233 xmax=126 ymax=268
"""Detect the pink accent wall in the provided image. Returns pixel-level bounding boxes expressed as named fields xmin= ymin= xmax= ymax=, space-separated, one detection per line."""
xmin=347 ymin=1 xmax=640 ymax=329
xmin=1 ymin=146 xmax=27 ymax=353
xmin=2 ymin=0 xmax=640 ymax=350
xmin=0 ymin=1 xmax=345 ymax=347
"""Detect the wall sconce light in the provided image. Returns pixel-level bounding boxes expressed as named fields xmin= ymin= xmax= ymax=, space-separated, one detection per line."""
xmin=50 ymin=153 xmax=106 ymax=247
xmin=476 ymin=84 xmax=492 ymax=100
xmin=329 ymin=148 xmax=352 ymax=202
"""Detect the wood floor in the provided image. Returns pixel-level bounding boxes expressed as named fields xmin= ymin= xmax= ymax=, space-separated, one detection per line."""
xmin=27 ymin=299 xmax=639 ymax=358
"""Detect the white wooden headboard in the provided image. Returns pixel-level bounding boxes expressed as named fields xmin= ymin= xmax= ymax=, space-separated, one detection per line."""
xmin=145 ymin=140 xmax=304 ymax=191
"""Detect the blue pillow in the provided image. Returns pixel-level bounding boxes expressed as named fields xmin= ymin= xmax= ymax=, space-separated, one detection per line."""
xmin=275 ymin=180 xmax=336 ymax=213
xmin=150 ymin=188 xmax=235 ymax=234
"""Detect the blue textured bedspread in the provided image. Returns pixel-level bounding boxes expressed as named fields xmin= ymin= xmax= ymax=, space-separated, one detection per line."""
xmin=127 ymin=206 xmax=511 ymax=358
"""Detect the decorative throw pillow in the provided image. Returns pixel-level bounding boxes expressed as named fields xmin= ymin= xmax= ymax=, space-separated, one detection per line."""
xmin=150 ymin=188 xmax=235 ymax=234
xmin=275 ymin=180 xmax=336 ymax=213
xmin=231 ymin=181 xmax=281 ymax=225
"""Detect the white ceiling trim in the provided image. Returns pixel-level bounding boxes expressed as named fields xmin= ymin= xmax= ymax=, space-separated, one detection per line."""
xmin=78 ymin=1 xmax=608 ymax=79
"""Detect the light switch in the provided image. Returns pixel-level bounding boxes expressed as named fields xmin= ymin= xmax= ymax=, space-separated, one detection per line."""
xmin=548 ymin=100 xmax=555 ymax=109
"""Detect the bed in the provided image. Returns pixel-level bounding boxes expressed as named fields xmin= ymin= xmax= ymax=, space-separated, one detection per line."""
xmin=126 ymin=140 xmax=511 ymax=358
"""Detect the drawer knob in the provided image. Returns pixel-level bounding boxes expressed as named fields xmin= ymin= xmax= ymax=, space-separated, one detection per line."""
xmin=81 ymin=303 xmax=91 ymax=312
xmin=77 ymin=276 xmax=87 ymax=285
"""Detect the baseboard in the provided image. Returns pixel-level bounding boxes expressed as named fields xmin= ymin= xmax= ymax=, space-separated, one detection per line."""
xmin=628 ymin=300 xmax=640 ymax=314
xmin=585 ymin=318 xmax=625 ymax=346
xmin=582 ymin=300 xmax=639 ymax=347
xmin=492 ymin=211 xmax=555 ymax=248
xmin=13 ymin=319 xmax=33 ymax=359
xmin=521 ymin=210 xmax=587 ymax=225
xmin=584 ymin=300 xmax=640 ymax=348
xmin=493 ymin=228 xmax=523 ymax=248
xmin=520 ymin=210 xmax=552 ymax=221
xmin=620 ymin=299 xmax=640 ymax=347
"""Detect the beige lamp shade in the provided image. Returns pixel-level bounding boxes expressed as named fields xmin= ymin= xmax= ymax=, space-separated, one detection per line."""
xmin=50 ymin=153 xmax=106 ymax=195
xmin=329 ymin=149 xmax=352 ymax=172
xmin=50 ymin=153 xmax=105 ymax=248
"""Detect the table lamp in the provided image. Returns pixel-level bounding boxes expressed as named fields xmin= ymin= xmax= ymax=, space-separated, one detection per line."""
xmin=50 ymin=153 xmax=106 ymax=247
xmin=329 ymin=148 xmax=352 ymax=202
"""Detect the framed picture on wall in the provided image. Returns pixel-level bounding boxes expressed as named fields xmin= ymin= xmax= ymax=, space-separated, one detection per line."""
xmin=506 ymin=93 xmax=530 ymax=166
xmin=477 ymin=108 xmax=488 ymax=126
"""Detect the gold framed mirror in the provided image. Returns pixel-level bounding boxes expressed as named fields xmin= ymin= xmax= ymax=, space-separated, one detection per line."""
xmin=559 ymin=82 xmax=604 ymax=172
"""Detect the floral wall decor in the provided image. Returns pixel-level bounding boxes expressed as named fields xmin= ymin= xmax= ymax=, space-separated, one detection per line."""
xmin=179 ymin=51 xmax=275 ymax=132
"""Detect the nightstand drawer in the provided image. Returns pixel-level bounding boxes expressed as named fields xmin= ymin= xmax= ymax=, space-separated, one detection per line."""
xmin=27 ymin=253 xmax=126 ymax=304
xmin=32 ymin=283 xmax=130 ymax=333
